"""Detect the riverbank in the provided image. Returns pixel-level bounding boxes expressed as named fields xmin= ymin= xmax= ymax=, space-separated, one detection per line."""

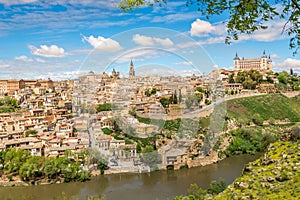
xmin=0 ymin=153 xmax=261 ymax=200
xmin=0 ymin=175 xmax=68 ymax=187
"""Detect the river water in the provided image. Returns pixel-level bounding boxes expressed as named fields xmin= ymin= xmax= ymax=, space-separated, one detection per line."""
xmin=0 ymin=154 xmax=260 ymax=200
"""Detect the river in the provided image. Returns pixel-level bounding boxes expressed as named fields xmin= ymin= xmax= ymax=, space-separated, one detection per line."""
xmin=0 ymin=154 xmax=260 ymax=200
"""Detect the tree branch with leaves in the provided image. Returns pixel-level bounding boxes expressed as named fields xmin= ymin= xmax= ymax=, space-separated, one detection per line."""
xmin=118 ymin=0 xmax=300 ymax=54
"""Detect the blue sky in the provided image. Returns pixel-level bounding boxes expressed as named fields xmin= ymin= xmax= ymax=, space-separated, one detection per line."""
xmin=0 ymin=0 xmax=299 ymax=80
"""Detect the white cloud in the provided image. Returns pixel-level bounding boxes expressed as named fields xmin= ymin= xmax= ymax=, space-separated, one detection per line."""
xmin=274 ymin=58 xmax=300 ymax=71
xmin=270 ymin=53 xmax=281 ymax=59
xmin=190 ymin=19 xmax=217 ymax=36
xmin=132 ymin=34 xmax=153 ymax=46
xmin=35 ymin=58 xmax=46 ymax=63
xmin=177 ymin=41 xmax=201 ymax=49
xmin=133 ymin=34 xmax=174 ymax=47
xmin=190 ymin=18 xmax=287 ymax=44
xmin=199 ymin=36 xmax=226 ymax=45
xmin=175 ymin=61 xmax=193 ymax=66
xmin=15 ymin=55 xmax=33 ymax=62
xmin=0 ymin=0 xmax=37 ymax=5
xmin=253 ymin=21 xmax=286 ymax=41
xmin=238 ymin=20 xmax=286 ymax=42
xmin=29 ymin=45 xmax=67 ymax=58
xmin=0 ymin=60 xmax=10 ymax=69
xmin=82 ymin=35 xmax=122 ymax=52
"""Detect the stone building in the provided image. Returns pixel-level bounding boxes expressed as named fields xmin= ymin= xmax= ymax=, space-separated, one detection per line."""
xmin=234 ymin=51 xmax=272 ymax=71
xmin=129 ymin=60 xmax=135 ymax=78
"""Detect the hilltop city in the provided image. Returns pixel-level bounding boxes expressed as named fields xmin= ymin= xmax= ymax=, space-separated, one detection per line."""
xmin=0 ymin=51 xmax=299 ymax=178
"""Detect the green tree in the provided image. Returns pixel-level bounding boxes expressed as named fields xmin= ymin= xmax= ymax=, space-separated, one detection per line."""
xmin=235 ymin=70 xmax=262 ymax=89
xmin=178 ymin=89 xmax=183 ymax=103
xmin=195 ymin=93 xmax=203 ymax=103
xmin=145 ymin=89 xmax=151 ymax=97
xmin=98 ymin=160 xmax=108 ymax=175
xmin=97 ymin=103 xmax=117 ymax=112
xmin=24 ymin=130 xmax=38 ymax=137
xmin=187 ymin=183 xmax=207 ymax=200
xmin=185 ymin=95 xmax=198 ymax=109
xmin=173 ymin=91 xmax=178 ymax=104
xmin=62 ymin=162 xmax=80 ymax=182
xmin=278 ymin=72 xmax=288 ymax=84
xmin=102 ymin=127 xmax=113 ymax=135
xmin=204 ymin=99 xmax=211 ymax=105
xmin=151 ymin=88 xmax=157 ymax=95
xmin=228 ymin=73 xmax=235 ymax=83
xmin=235 ymin=71 xmax=247 ymax=84
xmin=19 ymin=156 xmax=45 ymax=181
xmin=136 ymin=143 xmax=142 ymax=153
xmin=159 ymin=97 xmax=170 ymax=108
xmin=44 ymin=157 xmax=68 ymax=179
xmin=249 ymin=69 xmax=263 ymax=83
xmin=140 ymin=145 xmax=162 ymax=169
xmin=4 ymin=148 xmax=30 ymax=174
xmin=207 ymin=179 xmax=226 ymax=195
xmin=266 ymin=76 xmax=274 ymax=83
xmin=195 ymin=87 xmax=205 ymax=93
xmin=118 ymin=0 xmax=300 ymax=54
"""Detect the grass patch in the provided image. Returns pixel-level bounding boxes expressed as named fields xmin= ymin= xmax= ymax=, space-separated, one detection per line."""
xmin=226 ymin=94 xmax=300 ymax=125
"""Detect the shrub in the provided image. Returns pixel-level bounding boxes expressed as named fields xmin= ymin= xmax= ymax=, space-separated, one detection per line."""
xmin=207 ymin=179 xmax=226 ymax=195
xmin=252 ymin=113 xmax=264 ymax=125
xmin=102 ymin=128 xmax=113 ymax=135
xmin=292 ymin=126 xmax=300 ymax=140
xmin=25 ymin=130 xmax=38 ymax=137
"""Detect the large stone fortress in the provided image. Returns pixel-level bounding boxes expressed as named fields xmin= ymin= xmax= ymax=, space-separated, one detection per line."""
xmin=233 ymin=51 xmax=272 ymax=71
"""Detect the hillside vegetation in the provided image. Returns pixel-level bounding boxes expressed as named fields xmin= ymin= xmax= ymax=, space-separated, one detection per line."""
xmin=226 ymin=94 xmax=300 ymax=125
xmin=215 ymin=141 xmax=300 ymax=199
xmin=173 ymin=94 xmax=300 ymax=199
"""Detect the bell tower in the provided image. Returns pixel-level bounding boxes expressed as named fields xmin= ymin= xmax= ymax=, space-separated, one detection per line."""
xmin=129 ymin=59 xmax=135 ymax=77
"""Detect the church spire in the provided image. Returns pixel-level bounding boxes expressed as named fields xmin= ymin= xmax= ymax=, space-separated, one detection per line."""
xmin=234 ymin=52 xmax=240 ymax=60
xmin=129 ymin=59 xmax=135 ymax=77
xmin=262 ymin=50 xmax=267 ymax=58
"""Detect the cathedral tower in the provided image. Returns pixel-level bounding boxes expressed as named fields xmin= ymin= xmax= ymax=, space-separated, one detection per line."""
xmin=129 ymin=59 xmax=135 ymax=77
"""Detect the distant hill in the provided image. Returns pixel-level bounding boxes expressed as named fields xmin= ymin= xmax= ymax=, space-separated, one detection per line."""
xmin=226 ymin=94 xmax=300 ymax=125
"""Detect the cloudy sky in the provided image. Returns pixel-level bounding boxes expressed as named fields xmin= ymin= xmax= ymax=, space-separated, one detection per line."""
xmin=0 ymin=0 xmax=299 ymax=79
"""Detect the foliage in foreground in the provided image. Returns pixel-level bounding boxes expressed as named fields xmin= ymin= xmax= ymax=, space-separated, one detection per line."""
xmin=173 ymin=179 xmax=226 ymax=200
xmin=174 ymin=140 xmax=300 ymax=200
xmin=215 ymin=141 xmax=300 ymax=199
xmin=0 ymin=148 xmax=91 ymax=183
